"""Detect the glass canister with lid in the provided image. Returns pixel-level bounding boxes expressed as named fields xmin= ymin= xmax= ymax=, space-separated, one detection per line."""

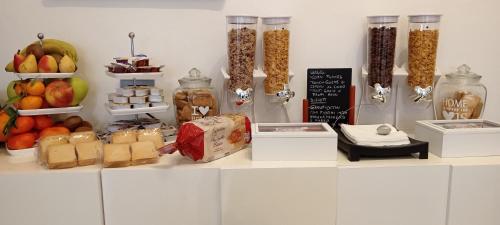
xmin=226 ymin=15 xmax=258 ymax=105
xmin=366 ymin=15 xmax=399 ymax=104
xmin=434 ymin=64 xmax=487 ymax=120
xmin=173 ymin=68 xmax=219 ymax=125
xmin=407 ymin=14 xmax=442 ymax=103
xmin=262 ymin=16 xmax=295 ymax=103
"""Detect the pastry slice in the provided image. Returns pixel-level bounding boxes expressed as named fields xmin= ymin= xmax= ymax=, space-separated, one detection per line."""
xmin=103 ymin=144 xmax=131 ymax=168
xmin=75 ymin=141 xmax=102 ymax=166
xmin=39 ymin=135 xmax=70 ymax=164
xmin=47 ymin=143 xmax=77 ymax=169
xmin=131 ymin=141 xmax=159 ymax=165
xmin=137 ymin=129 xmax=164 ymax=149
xmin=69 ymin=131 xmax=97 ymax=144
xmin=111 ymin=130 xmax=137 ymax=144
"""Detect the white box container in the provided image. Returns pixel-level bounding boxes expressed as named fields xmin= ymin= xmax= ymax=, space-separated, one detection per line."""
xmin=252 ymin=123 xmax=337 ymax=161
xmin=415 ymin=119 xmax=500 ymax=158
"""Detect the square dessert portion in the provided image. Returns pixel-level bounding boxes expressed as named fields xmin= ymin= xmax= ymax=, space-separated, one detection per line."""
xmin=131 ymin=141 xmax=159 ymax=165
xmin=69 ymin=131 xmax=97 ymax=145
xmin=76 ymin=141 xmax=102 ymax=166
xmin=40 ymin=135 xmax=70 ymax=164
xmin=48 ymin=143 xmax=77 ymax=169
xmin=103 ymin=144 xmax=131 ymax=168
xmin=111 ymin=130 xmax=137 ymax=144
xmin=137 ymin=129 xmax=164 ymax=149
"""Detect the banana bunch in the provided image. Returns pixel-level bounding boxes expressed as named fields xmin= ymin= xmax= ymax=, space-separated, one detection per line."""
xmin=21 ymin=39 xmax=78 ymax=63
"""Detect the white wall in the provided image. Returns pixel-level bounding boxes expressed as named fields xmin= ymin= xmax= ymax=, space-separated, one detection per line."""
xmin=1 ymin=0 xmax=499 ymax=128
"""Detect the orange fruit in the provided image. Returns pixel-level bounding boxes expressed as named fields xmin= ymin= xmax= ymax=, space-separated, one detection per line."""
xmin=30 ymin=131 xmax=40 ymax=140
xmin=34 ymin=115 xmax=53 ymax=130
xmin=7 ymin=133 xmax=36 ymax=150
xmin=39 ymin=126 xmax=70 ymax=139
xmin=0 ymin=107 xmax=17 ymax=142
xmin=10 ymin=116 xmax=35 ymax=135
xmin=20 ymin=96 xmax=43 ymax=110
xmin=14 ymin=81 xmax=28 ymax=96
xmin=26 ymin=80 xmax=45 ymax=96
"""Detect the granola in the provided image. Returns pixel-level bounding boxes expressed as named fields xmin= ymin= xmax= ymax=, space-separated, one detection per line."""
xmin=264 ymin=29 xmax=290 ymax=94
xmin=408 ymin=29 xmax=439 ymax=88
xmin=228 ymin=27 xmax=256 ymax=91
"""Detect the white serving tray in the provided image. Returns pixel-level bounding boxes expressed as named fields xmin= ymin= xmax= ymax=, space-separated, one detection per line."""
xmin=6 ymin=145 xmax=37 ymax=157
xmin=251 ymin=123 xmax=337 ymax=161
xmin=415 ymin=119 xmax=500 ymax=158
xmin=13 ymin=72 xmax=75 ymax=79
xmin=17 ymin=105 xmax=83 ymax=116
xmin=105 ymin=71 xmax=164 ymax=80
xmin=105 ymin=103 xmax=169 ymax=116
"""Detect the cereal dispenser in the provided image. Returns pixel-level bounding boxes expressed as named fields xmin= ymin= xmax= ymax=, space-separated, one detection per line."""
xmin=407 ymin=14 xmax=442 ymax=103
xmin=262 ymin=16 xmax=295 ymax=103
xmin=226 ymin=15 xmax=258 ymax=106
xmin=434 ymin=64 xmax=487 ymax=120
xmin=173 ymin=68 xmax=219 ymax=125
xmin=366 ymin=15 xmax=399 ymax=104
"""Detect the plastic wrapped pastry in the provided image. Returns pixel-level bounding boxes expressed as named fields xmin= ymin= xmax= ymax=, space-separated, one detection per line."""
xmin=162 ymin=114 xmax=251 ymax=162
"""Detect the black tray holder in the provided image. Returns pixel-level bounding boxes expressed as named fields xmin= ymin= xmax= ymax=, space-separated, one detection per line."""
xmin=335 ymin=128 xmax=429 ymax=162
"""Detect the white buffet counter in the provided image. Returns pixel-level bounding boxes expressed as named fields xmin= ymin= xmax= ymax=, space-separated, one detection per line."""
xmin=1 ymin=147 xmax=500 ymax=225
xmin=0 ymin=150 xmax=104 ymax=225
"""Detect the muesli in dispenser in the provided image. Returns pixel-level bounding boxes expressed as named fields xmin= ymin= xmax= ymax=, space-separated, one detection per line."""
xmin=262 ymin=16 xmax=295 ymax=103
xmin=226 ymin=15 xmax=258 ymax=106
xmin=366 ymin=15 xmax=398 ymax=104
xmin=407 ymin=15 xmax=442 ymax=103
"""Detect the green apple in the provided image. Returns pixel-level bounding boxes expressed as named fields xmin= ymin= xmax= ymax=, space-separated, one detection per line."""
xmin=7 ymin=81 xmax=18 ymax=99
xmin=68 ymin=77 xmax=88 ymax=106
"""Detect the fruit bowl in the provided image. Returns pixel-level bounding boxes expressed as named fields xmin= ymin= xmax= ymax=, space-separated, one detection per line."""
xmin=17 ymin=105 xmax=84 ymax=116
xmin=6 ymin=145 xmax=37 ymax=157
xmin=13 ymin=72 xmax=75 ymax=79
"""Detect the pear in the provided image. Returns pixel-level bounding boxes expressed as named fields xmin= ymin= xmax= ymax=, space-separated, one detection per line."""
xmin=13 ymin=50 xmax=26 ymax=72
xmin=5 ymin=61 xmax=14 ymax=72
xmin=7 ymin=81 xmax=19 ymax=99
xmin=18 ymin=54 xmax=38 ymax=73
xmin=59 ymin=55 xmax=76 ymax=73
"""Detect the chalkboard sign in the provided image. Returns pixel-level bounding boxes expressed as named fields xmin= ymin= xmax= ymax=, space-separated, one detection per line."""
xmin=307 ymin=68 xmax=352 ymax=128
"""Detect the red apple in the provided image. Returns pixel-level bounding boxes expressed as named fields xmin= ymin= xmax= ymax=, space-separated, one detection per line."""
xmin=13 ymin=50 xmax=25 ymax=73
xmin=45 ymin=80 xmax=74 ymax=108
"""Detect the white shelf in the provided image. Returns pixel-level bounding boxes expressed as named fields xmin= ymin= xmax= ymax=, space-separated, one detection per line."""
xmin=105 ymin=71 xmax=164 ymax=80
xmin=17 ymin=105 xmax=83 ymax=116
xmin=13 ymin=72 xmax=75 ymax=79
xmin=105 ymin=103 xmax=169 ymax=116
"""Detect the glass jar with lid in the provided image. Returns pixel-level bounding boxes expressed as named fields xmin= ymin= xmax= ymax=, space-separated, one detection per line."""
xmin=173 ymin=68 xmax=219 ymax=125
xmin=366 ymin=15 xmax=399 ymax=104
xmin=407 ymin=14 xmax=442 ymax=102
xmin=434 ymin=64 xmax=487 ymax=120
